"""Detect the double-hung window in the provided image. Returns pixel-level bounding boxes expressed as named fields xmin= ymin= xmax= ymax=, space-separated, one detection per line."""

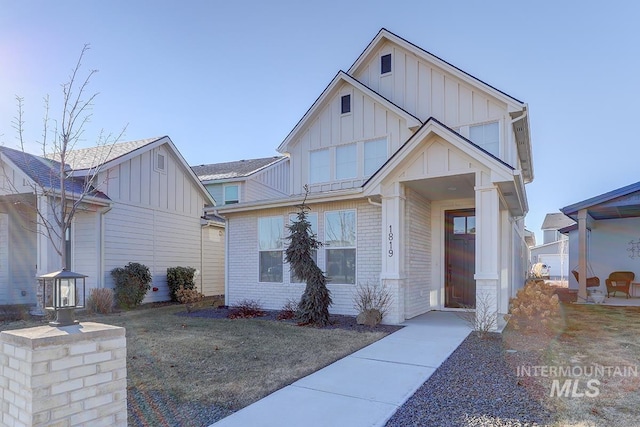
xmin=288 ymin=213 xmax=318 ymax=283
xmin=325 ymin=210 xmax=356 ymax=284
xmin=259 ymin=217 xmax=283 ymax=282
xmin=469 ymin=121 xmax=499 ymax=157
xmin=224 ymin=185 xmax=239 ymax=204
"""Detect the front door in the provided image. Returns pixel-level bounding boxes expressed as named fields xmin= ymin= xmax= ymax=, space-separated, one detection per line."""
xmin=445 ymin=209 xmax=476 ymax=308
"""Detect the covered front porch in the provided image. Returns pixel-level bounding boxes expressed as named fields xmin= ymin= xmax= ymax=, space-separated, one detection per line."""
xmin=561 ymin=180 xmax=640 ymax=304
xmin=363 ymin=120 xmax=529 ymax=324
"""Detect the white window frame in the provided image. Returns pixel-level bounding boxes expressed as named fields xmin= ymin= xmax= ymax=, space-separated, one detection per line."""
xmin=154 ymin=148 xmax=167 ymax=174
xmin=258 ymin=216 xmax=284 ymax=283
xmin=223 ymin=184 xmax=240 ymax=205
xmin=324 ymin=209 xmax=357 ymax=285
xmin=468 ymin=120 xmax=500 ymax=157
xmin=288 ymin=213 xmax=319 ymax=283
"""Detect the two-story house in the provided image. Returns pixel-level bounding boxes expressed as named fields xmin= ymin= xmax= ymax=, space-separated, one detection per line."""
xmin=211 ymin=29 xmax=534 ymax=324
xmin=529 ymin=212 xmax=574 ymax=280
xmin=0 ymin=136 xmax=225 ymax=306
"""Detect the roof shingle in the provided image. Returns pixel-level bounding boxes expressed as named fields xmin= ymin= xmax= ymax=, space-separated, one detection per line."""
xmin=191 ymin=156 xmax=286 ymax=181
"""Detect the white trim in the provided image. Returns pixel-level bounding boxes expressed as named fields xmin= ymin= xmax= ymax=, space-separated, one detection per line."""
xmin=222 ymin=184 xmax=240 ymax=205
xmin=324 ymin=208 xmax=357 ymax=285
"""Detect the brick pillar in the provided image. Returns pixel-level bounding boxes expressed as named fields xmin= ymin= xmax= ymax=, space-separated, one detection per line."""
xmin=0 ymin=322 xmax=127 ymax=427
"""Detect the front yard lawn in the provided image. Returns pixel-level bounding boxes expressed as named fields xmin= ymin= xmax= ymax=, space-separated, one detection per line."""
xmin=0 ymin=303 xmax=391 ymax=426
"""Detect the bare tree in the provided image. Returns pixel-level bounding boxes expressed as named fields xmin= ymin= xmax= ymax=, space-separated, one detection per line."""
xmin=1 ymin=44 xmax=126 ymax=270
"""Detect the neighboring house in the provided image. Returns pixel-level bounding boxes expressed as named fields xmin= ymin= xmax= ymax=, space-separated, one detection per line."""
xmin=0 ymin=136 xmax=225 ymax=306
xmin=529 ymin=213 xmax=574 ymax=280
xmin=210 ymin=28 xmax=534 ymax=324
xmin=561 ymin=180 xmax=640 ymax=299
xmin=524 ymin=228 xmax=536 ymax=248
xmin=192 ymin=156 xmax=288 ymax=205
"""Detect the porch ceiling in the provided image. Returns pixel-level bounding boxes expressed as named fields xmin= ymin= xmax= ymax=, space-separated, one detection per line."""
xmin=404 ymin=173 xmax=475 ymax=201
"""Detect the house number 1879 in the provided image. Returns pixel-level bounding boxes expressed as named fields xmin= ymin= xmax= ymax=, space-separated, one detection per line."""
xmin=388 ymin=225 xmax=394 ymax=257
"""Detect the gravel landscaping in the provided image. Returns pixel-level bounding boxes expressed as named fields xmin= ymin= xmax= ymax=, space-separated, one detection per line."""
xmin=386 ymin=333 xmax=554 ymax=427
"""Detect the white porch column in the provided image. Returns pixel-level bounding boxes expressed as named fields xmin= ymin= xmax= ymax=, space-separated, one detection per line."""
xmin=577 ymin=208 xmax=589 ymax=302
xmin=474 ymin=180 xmax=500 ymax=318
xmin=380 ymin=182 xmax=406 ymax=324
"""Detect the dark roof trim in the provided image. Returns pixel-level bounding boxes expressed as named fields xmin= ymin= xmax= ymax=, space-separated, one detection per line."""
xmin=362 ymin=116 xmax=515 ymax=188
xmin=561 ymin=180 xmax=640 ymax=216
xmin=349 ymin=28 xmax=524 ymax=105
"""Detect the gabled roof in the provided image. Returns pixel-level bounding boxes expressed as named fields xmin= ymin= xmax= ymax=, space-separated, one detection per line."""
xmin=362 ymin=117 xmax=527 ymax=216
xmin=561 ymin=180 xmax=640 ymax=221
xmin=0 ymin=145 xmax=110 ymax=200
xmin=541 ymin=213 xmax=575 ymax=230
xmin=192 ymin=156 xmax=286 ymax=182
xmin=276 ymin=71 xmax=422 ymax=153
xmin=349 ymin=28 xmax=524 ymax=106
xmin=51 ymin=137 xmax=161 ymax=171
xmin=349 ymin=28 xmax=534 ymax=184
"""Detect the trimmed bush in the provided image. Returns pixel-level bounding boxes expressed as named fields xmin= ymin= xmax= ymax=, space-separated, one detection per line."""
xmin=167 ymin=266 xmax=197 ymax=301
xmin=111 ymin=262 xmax=152 ymax=309
xmin=508 ymin=279 xmax=561 ymax=331
xmin=86 ymin=288 xmax=115 ymax=314
xmin=175 ymin=285 xmax=204 ymax=313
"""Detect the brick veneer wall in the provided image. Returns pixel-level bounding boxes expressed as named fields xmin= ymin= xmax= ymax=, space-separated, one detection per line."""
xmin=0 ymin=322 xmax=126 ymax=427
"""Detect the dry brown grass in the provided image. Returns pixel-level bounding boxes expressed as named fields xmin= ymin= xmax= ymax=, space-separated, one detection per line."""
xmin=0 ymin=303 xmax=388 ymax=413
xmin=504 ymin=303 xmax=640 ymax=427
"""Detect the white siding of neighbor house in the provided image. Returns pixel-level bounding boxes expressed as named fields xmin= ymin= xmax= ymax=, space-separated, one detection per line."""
xmin=0 ymin=213 xmax=9 ymax=304
xmin=72 ymin=211 xmax=100 ymax=303
xmin=93 ymin=143 xmax=211 ymax=302
xmin=226 ymin=199 xmax=381 ymax=315
xmin=288 ymin=84 xmax=414 ymax=196
xmin=96 ymin=144 xmax=205 ymax=217
xmin=202 ymin=225 xmax=225 ymax=296
xmin=102 ymin=203 xmax=204 ymax=302
xmin=245 ymin=160 xmax=289 ymax=201
xmin=6 ymin=207 xmax=36 ymax=305
xmin=404 ymin=188 xmax=432 ymax=319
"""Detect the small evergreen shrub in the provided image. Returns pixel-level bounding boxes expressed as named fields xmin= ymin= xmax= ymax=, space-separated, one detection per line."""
xmin=175 ymin=285 xmax=205 ymax=312
xmin=86 ymin=288 xmax=115 ymax=314
xmin=111 ymin=262 xmax=152 ymax=309
xmin=167 ymin=266 xmax=197 ymax=301
xmin=508 ymin=279 xmax=561 ymax=331
xmin=228 ymin=299 xmax=265 ymax=319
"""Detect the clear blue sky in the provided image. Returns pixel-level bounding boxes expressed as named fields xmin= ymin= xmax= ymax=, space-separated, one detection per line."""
xmin=1 ymin=0 xmax=639 ymax=241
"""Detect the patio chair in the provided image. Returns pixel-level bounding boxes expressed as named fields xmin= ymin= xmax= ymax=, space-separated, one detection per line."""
xmin=605 ymin=271 xmax=634 ymax=298
xmin=571 ymin=270 xmax=600 ymax=289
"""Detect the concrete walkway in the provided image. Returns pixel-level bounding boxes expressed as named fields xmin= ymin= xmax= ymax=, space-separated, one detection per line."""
xmin=210 ymin=311 xmax=471 ymax=427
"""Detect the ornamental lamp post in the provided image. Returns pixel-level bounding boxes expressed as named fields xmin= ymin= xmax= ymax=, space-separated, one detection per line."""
xmin=38 ymin=269 xmax=87 ymax=327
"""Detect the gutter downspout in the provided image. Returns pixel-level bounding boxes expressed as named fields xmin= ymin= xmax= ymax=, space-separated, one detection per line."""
xmin=99 ymin=205 xmax=113 ymax=288
xmin=367 ymin=197 xmax=382 ymax=207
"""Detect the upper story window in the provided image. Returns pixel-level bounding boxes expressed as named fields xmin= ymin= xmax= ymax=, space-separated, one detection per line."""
xmin=364 ymin=138 xmax=387 ymax=176
xmin=341 ymin=94 xmax=351 ymax=114
xmin=154 ymin=148 xmax=167 ymax=173
xmin=335 ymin=144 xmax=357 ymax=180
xmin=309 ymin=149 xmax=330 ymax=184
xmin=258 ymin=216 xmax=284 ymax=283
xmin=469 ymin=121 xmax=499 ymax=157
xmin=381 ymin=54 xmax=392 ymax=74
xmin=223 ymin=185 xmax=239 ymax=205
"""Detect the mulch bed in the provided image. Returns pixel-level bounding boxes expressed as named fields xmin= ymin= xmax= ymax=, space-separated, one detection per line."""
xmin=178 ymin=306 xmax=403 ymax=334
